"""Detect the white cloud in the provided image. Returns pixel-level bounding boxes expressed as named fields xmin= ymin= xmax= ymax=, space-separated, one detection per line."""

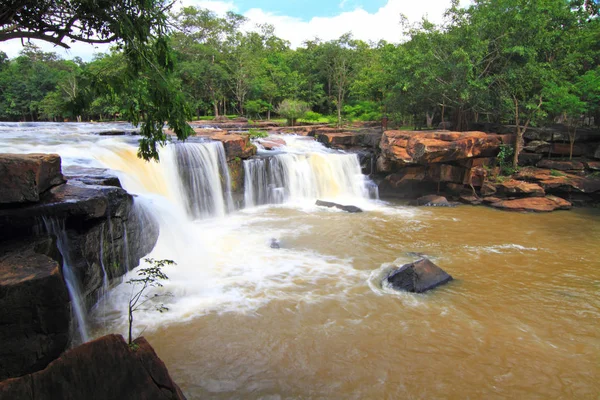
xmin=0 ymin=0 xmax=466 ymax=59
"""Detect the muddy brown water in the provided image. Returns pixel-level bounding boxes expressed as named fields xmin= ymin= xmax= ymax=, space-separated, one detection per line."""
xmin=133 ymin=204 xmax=600 ymax=399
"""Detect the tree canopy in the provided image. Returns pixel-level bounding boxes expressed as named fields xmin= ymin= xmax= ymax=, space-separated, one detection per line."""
xmin=1 ymin=0 xmax=598 ymax=162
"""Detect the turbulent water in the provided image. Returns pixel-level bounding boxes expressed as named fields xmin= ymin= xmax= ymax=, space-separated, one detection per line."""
xmin=2 ymin=122 xmax=600 ymax=399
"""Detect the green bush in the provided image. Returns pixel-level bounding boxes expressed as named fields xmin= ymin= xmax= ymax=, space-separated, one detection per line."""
xmin=247 ymin=128 xmax=269 ymax=139
xmin=343 ymin=101 xmax=381 ymax=121
xmin=303 ymin=111 xmax=323 ymax=122
xmin=276 ymin=99 xmax=310 ymax=126
xmin=497 ymin=144 xmax=517 ymax=176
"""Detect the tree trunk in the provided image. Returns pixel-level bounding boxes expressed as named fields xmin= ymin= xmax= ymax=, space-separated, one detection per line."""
xmin=128 ymin=309 xmax=133 ymax=345
xmin=513 ymin=98 xmax=521 ymax=168
xmin=337 ymin=88 xmax=342 ymax=128
xmin=569 ymin=126 xmax=577 ymax=161
xmin=213 ymin=101 xmax=219 ymax=118
xmin=426 ymin=112 xmax=434 ymax=128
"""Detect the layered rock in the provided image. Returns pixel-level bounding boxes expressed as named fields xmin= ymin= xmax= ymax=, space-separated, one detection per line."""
xmin=0 ymin=237 xmax=69 ymax=380
xmin=0 ymin=334 xmax=186 ymax=400
xmin=0 ymin=154 xmax=65 ymax=204
xmin=489 ymin=195 xmax=572 ymax=212
xmin=0 ymin=155 xmax=159 ymax=378
xmin=377 ymin=130 xmax=511 ymax=171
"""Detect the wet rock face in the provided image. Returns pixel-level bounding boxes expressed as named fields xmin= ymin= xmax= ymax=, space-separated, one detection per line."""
xmin=0 ymin=334 xmax=187 ymax=400
xmin=0 ymin=154 xmax=65 ymax=204
xmin=387 ymin=258 xmax=453 ymax=293
xmin=0 ymin=237 xmax=70 ymax=380
xmin=0 ymin=165 xmax=159 ymax=309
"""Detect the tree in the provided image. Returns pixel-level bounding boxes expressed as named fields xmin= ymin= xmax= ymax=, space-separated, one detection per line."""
xmin=126 ymin=258 xmax=174 ymax=345
xmin=276 ymin=99 xmax=310 ymax=126
xmin=1 ymin=0 xmax=193 ymax=161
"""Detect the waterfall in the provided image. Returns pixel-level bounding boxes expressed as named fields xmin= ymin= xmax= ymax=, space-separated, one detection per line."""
xmin=167 ymin=142 xmax=233 ymax=219
xmin=42 ymin=218 xmax=90 ymax=344
xmin=244 ymin=152 xmax=377 ymax=207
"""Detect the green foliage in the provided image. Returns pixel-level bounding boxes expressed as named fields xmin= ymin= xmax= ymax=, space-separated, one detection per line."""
xmin=246 ymin=128 xmax=268 ymax=139
xmin=302 ymin=111 xmax=323 ymax=122
xmin=497 ymin=144 xmax=517 ymax=176
xmin=126 ymin=258 xmax=175 ymax=345
xmin=550 ymin=169 xmax=566 ymax=177
xmin=343 ymin=101 xmax=380 ymax=121
xmin=276 ymin=99 xmax=310 ymax=126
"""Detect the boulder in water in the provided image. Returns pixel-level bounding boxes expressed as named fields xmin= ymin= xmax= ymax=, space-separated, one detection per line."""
xmin=270 ymin=238 xmax=280 ymax=249
xmin=315 ymin=200 xmax=363 ymax=213
xmin=413 ymin=194 xmax=452 ymax=207
xmin=386 ymin=258 xmax=453 ymax=293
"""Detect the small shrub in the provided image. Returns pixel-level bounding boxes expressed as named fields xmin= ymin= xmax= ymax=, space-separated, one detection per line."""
xmin=246 ymin=128 xmax=268 ymax=139
xmin=497 ymin=144 xmax=517 ymax=176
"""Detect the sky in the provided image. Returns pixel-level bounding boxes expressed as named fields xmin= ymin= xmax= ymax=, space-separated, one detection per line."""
xmin=0 ymin=0 xmax=464 ymax=61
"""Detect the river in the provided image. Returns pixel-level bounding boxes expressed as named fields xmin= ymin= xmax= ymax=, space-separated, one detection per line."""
xmin=2 ymin=122 xmax=599 ymax=399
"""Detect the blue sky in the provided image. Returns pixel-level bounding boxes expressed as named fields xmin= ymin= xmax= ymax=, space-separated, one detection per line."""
xmin=1 ymin=0 xmax=462 ymax=60
xmin=232 ymin=0 xmax=389 ymax=19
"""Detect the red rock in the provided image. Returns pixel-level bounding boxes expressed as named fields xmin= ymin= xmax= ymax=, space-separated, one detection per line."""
xmin=204 ymin=133 xmax=257 ymax=160
xmin=515 ymin=167 xmax=600 ymax=193
xmin=535 ymin=143 xmax=586 ymax=157
xmin=584 ymin=161 xmax=600 ymax=171
xmin=0 ymin=153 xmax=65 ymax=204
xmin=537 ymin=159 xmax=585 ymax=171
xmin=490 ymin=195 xmax=572 ymax=212
xmin=496 ymin=179 xmax=545 ymax=197
xmin=379 ymin=130 xmax=505 ymax=167
xmin=258 ymin=137 xmax=286 ymax=150
xmin=0 ymin=334 xmax=186 ymax=400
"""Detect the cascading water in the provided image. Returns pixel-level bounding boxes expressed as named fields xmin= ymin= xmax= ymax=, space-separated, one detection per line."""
xmin=164 ymin=142 xmax=233 ymax=219
xmin=244 ymin=136 xmax=378 ymax=207
xmin=42 ymin=217 xmax=90 ymax=344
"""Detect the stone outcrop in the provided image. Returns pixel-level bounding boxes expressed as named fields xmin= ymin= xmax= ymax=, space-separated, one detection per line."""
xmin=387 ymin=258 xmax=453 ymax=293
xmin=377 ymin=130 xmax=511 ymax=171
xmin=0 ymin=154 xmax=65 ymax=204
xmin=489 ymin=195 xmax=572 ymax=212
xmin=537 ymin=159 xmax=585 ymax=172
xmin=0 ymin=334 xmax=186 ymax=400
xmin=0 ymin=237 xmax=69 ymax=380
xmin=515 ymin=167 xmax=600 ymax=194
xmin=315 ymin=200 xmax=363 ymax=213
xmin=0 ymin=155 xmax=160 ymax=378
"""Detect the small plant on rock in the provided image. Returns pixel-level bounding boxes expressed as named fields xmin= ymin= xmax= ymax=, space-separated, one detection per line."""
xmin=247 ymin=128 xmax=269 ymax=139
xmin=497 ymin=144 xmax=517 ymax=176
xmin=126 ymin=258 xmax=175 ymax=345
xmin=550 ymin=169 xmax=565 ymax=177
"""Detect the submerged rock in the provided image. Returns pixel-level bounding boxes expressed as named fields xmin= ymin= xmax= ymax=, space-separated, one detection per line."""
xmin=270 ymin=238 xmax=280 ymax=249
xmin=0 ymin=334 xmax=187 ymax=400
xmin=387 ymin=258 xmax=453 ymax=293
xmin=413 ymin=194 xmax=456 ymax=207
xmin=315 ymin=200 xmax=363 ymax=213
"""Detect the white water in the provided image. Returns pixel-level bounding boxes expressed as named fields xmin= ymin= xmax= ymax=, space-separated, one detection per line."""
xmin=245 ymin=135 xmax=378 ymax=207
xmin=42 ymin=217 xmax=90 ymax=344
xmin=0 ymin=123 xmax=383 ymax=340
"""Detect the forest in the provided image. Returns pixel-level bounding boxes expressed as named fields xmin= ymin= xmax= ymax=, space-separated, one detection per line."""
xmin=1 ymin=0 xmax=599 ymax=133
